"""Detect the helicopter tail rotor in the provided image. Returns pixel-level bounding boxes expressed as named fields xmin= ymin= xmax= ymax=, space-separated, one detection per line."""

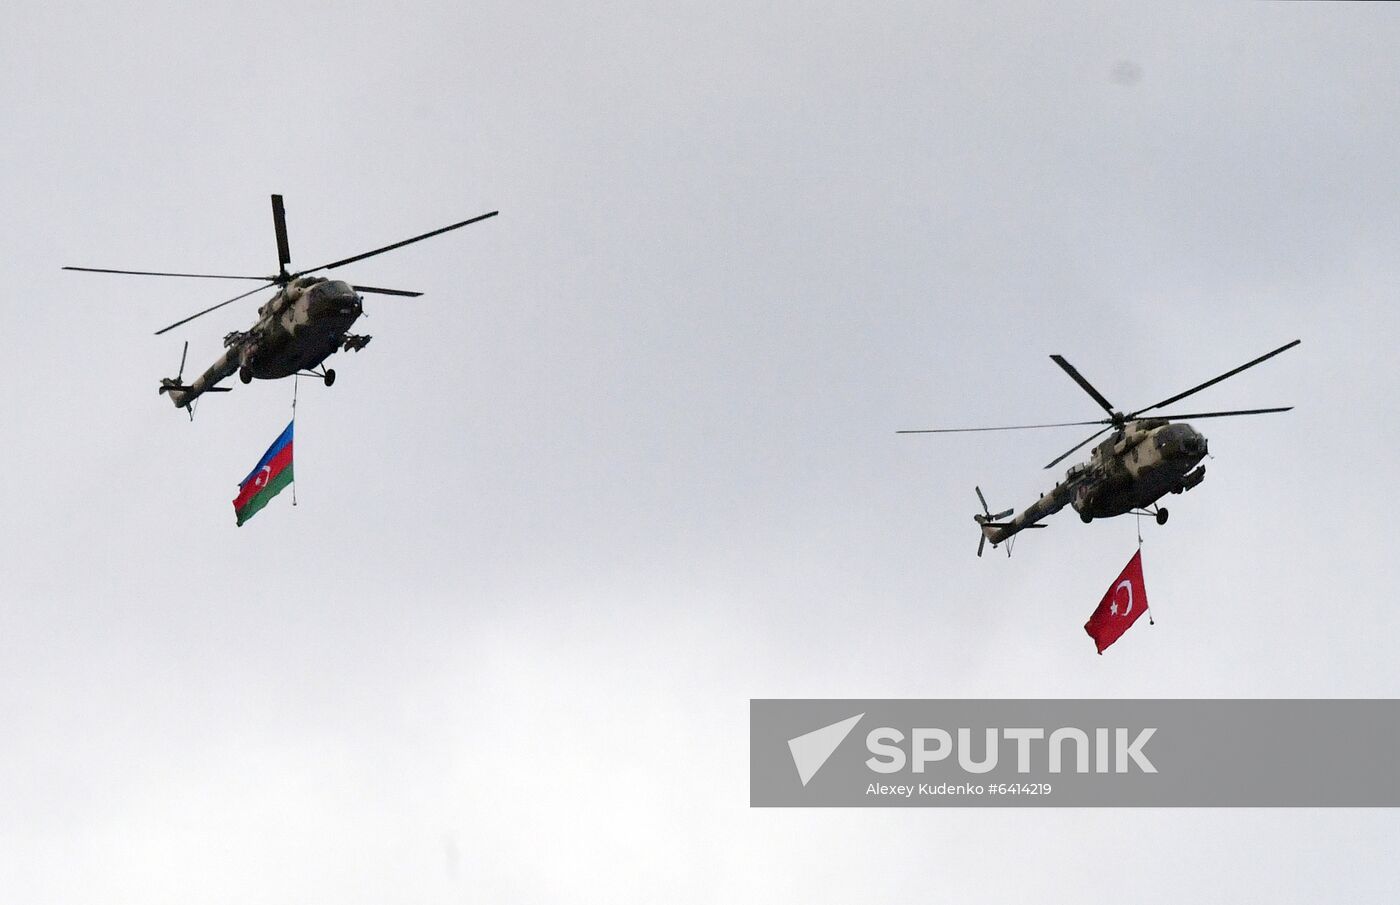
xmin=973 ymin=486 xmax=1014 ymax=557
xmin=157 ymin=341 xmax=193 ymax=406
xmin=158 ymin=340 xmax=232 ymax=411
xmin=158 ymin=377 xmax=192 ymax=409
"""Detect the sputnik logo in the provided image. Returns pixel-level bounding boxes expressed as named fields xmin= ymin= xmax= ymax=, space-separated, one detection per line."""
xmin=787 ymin=713 xmax=864 ymax=786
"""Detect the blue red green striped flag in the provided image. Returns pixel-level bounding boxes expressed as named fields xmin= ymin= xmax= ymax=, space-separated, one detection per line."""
xmin=233 ymin=421 xmax=294 ymax=526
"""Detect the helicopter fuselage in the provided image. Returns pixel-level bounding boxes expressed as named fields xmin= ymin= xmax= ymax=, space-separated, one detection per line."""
xmin=242 ymin=277 xmax=363 ymax=378
xmin=916 ymin=339 xmax=1298 ymax=556
xmin=980 ymin=419 xmax=1209 ymax=547
xmin=162 ymin=276 xmax=366 ymax=407
xmin=1069 ymin=420 xmax=1208 ymax=519
xmin=67 ymin=192 xmax=499 ymax=415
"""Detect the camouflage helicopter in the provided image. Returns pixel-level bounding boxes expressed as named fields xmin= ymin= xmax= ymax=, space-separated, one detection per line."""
xmin=65 ymin=194 xmax=497 ymax=414
xmin=899 ymin=339 xmax=1300 ymax=556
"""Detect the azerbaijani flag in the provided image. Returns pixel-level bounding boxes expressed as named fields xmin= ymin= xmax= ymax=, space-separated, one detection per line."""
xmin=233 ymin=420 xmax=294 ymax=526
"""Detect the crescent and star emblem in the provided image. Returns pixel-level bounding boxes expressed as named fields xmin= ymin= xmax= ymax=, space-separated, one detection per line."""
xmin=1108 ymin=579 xmax=1134 ymax=617
xmin=253 ymin=464 xmax=271 ymax=489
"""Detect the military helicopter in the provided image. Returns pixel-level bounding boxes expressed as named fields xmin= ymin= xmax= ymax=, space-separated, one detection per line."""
xmin=899 ymin=339 xmax=1300 ymax=556
xmin=64 ymin=194 xmax=497 ymax=414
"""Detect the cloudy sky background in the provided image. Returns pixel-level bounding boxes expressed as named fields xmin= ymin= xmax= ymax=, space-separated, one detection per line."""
xmin=3 ymin=1 xmax=1399 ymax=901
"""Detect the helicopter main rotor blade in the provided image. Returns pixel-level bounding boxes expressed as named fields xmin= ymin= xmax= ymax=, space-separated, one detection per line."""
xmin=1148 ymin=406 xmax=1294 ymax=420
xmin=1129 ymin=339 xmax=1301 ymax=418
xmin=351 ymin=285 xmax=423 ymax=297
xmin=1044 ymin=426 xmax=1112 ymax=470
xmin=62 ymin=266 xmax=271 ymax=280
xmin=296 ymin=210 xmax=498 ymax=276
xmin=272 ymin=194 xmax=292 ymax=278
xmin=154 ymin=282 xmax=276 ymax=336
xmin=898 ymin=419 xmax=1109 ymax=434
xmin=1049 ymin=355 xmax=1117 ymax=417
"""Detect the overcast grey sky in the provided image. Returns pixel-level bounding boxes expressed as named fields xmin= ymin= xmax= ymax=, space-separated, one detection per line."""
xmin=3 ymin=1 xmax=1399 ymax=902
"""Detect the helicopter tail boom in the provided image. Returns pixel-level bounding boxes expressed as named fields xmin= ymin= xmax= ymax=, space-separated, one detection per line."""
xmin=975 ymin=517 xmax=1047 ymax=556
xmin=159 ymin=379 xmax=232 ymax=409
xmin=973 ymin=486 xmax=1063 ymax=557
xmin=975 ymin=518 xmax=1011 ymax=555
xmin=160 ymin=342 xmax=238 ymax=411
xmin=158 ymin=379 xmax=193 ymax=409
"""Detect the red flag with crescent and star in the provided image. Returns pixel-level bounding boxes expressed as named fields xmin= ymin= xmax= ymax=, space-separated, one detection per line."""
xmin=1084 ymin=549 xmax=1149 ymax=654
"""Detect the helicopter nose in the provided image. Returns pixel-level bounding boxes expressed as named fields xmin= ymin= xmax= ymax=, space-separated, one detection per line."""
xmin=308 ymin=281 xmax=362 ymax=317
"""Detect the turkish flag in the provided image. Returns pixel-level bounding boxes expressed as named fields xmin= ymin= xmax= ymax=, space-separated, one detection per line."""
xmin=1084 ymin=550 xmax=1149 ymax=654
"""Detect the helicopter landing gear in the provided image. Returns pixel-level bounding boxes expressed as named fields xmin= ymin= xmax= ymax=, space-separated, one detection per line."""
xmin=239 ymin=366 xmax=252 ymax=384
xmin=295 ymin=365 xmax=337 ymax=386
xmin=1129 ymin=504 xmax=1169 ymax=525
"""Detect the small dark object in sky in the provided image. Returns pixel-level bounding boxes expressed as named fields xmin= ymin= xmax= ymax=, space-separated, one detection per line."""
xmin=1111 ymin=60 xmax=1143 ymax=85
